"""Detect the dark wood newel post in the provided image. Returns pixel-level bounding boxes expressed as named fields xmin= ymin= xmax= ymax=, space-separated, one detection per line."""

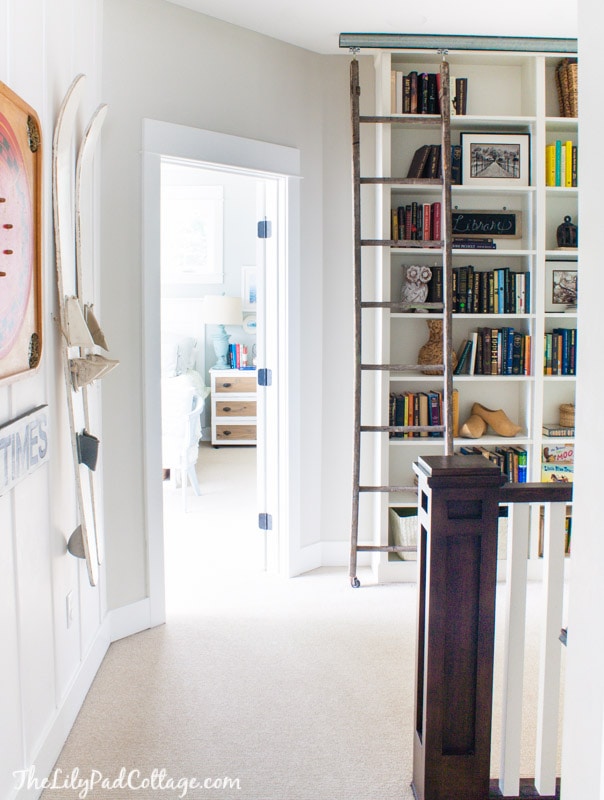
xmin=412 ymin=454 xmax=505 ymax=800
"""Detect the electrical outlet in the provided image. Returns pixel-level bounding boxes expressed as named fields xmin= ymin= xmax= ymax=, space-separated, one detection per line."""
xmin=66 ymin=591 xmax=74 ymax=629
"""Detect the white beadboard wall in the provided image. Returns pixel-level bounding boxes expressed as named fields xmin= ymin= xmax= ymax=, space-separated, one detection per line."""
xmin=0 ymin=2 xmax=109 ymax=799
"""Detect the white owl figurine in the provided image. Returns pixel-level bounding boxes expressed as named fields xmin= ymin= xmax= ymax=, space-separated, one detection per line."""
xmin=402 ymin=265 xmax=432 ymax=308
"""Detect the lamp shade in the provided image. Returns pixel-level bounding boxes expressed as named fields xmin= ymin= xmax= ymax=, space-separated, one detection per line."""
xmin=201 ymin=295 xmax=243 ymax=326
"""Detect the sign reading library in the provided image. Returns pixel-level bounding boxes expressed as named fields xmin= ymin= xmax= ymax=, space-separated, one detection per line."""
xmin=0 ymin=405 xmax=48 ymax=495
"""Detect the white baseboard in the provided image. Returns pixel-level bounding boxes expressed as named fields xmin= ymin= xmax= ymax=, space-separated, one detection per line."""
xmin=289 ymin=541 xmax=321 ymax=576
xmin=290 ymin=540 xmax=371 ymax=577
xmin=14 ymin=619 xmax=111 ymax=800
xmin=109 ymin=598 xmax=153 ymax=642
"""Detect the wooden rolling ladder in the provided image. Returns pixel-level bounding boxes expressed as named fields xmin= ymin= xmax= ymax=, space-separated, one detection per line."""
xmin=349 ymin=54 xmax=455 ymax=588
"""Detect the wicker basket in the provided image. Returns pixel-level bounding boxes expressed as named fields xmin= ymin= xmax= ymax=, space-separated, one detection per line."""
xmin=559 ymin=403 xmax=575 ymax=427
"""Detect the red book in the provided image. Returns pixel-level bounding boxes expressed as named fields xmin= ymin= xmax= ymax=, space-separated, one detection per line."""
xmin=405 ymin=205 xmax=412 ymax=240
xmin=431 ymin=202 xmax=441 ymax=241
xmin=422 ymin=202 xmax=431 ymax=241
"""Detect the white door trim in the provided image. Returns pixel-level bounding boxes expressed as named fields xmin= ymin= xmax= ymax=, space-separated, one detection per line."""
xmin=141 ymin=120 xmax=302 ymax=627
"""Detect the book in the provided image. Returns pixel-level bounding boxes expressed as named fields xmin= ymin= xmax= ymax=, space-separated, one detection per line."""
xmin=564 ymin=140 xmax=573 ymax=187
xmin=427 ymin=73 xmax=439 ymax=114
xmin=541 ymin=462 xmax=573 ymax=483
xmin=402 ymin=73 xmax=412 ymax=114
xmin=542 ymin=442 xmax=574 ymax=463
xmin=423 ymin=144 xmax=441 ymax=178
xmin=453 ymin=338 xmax=472 ymax=375
xmin=466 ymin=332 xmax=478 ymax=376
xmin=451 ymin=144 xmax=462 ymax=185
xmin=542 ymin=423 xmax=575 ymax=437
xmin=407 ymin=144 xmax=431 ymax=178
xmin=454 ymin=77 xmax=468 ymax=114
xmin=418 ymin=72 xmax=429 ymax=114
xmin=431 ymin=202 xmax=441 ymax=241
xmin=409 ymin=71 xmax=418 ymax=114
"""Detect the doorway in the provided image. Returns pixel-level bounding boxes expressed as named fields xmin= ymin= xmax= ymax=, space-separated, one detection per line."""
xmin=159 ymin=160 xmax=266 ymax=604
xmin=141 ymin=120 xmax=302 ymax=626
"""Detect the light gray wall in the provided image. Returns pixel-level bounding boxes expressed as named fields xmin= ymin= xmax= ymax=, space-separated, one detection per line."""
xmin=101 ymin=0 xmax=357 ymax=607
xmin=0 ymin=0 xmax=106 ymax=795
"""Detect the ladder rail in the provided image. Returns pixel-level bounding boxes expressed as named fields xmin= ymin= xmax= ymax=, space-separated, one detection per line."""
xmin=350 ymin=58 xmax=363 ymax=588
xmin=349 ymin=57 xmax=453 ymax=587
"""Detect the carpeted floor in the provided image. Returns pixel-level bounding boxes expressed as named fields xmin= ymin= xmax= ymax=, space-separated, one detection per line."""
xmin=41 ymin=444 xmax=562 ymax=800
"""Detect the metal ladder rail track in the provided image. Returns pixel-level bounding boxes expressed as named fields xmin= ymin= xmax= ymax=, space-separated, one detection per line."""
xmin=349 ymin=56 xmax=454 ymax=588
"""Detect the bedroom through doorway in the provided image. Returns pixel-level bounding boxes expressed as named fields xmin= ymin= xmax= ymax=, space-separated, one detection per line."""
xmin=159 ymin=161 xmax=266 ymax=604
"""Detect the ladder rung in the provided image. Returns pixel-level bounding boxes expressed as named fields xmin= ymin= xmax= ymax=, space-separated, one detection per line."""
xmin=356 ymin=545 xmax=417 ymax=553
xmin=361 ymin=363 xmax=444 ymax=372
xmin=359 ymin=115 xmax=441 ymax=126
xmin=361 ymin=239 xmax=443 ymax=249
xmin=359 ymin=485 xmax=416 ymax=493
xmin=361 ymin=301 xmax=444 ymax=311
xmin=360 ymin=177 xmax=442 ymax=186
xmin=361 ymin=425 xmax=446 ymax=433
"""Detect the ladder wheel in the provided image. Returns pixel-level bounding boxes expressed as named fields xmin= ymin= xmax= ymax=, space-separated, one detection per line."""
xmin=350 ymin=576 xmax=361 ymax=589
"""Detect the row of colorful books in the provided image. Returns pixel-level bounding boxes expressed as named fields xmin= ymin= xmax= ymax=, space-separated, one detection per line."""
xmin=388 ymin=388 xmax=459 ymax=439
xmin=545 ymin=140 xmax=578 ymax=187
xmin=458 ymin=444 xmax=528 ymax=483
xmin=228 ymin=343 xmax=250 ymax=369
xmin=391 ymin=201 xmax=441 ymax=242
xmin=544 ymin=328 xmax=577 ymax=375
xmin=450 ymin=266 xmax=530 ymax=314
xmin=454 ymin=327 xmax=531 ymax=376
xmin=391 ymin=71 xmax=468 ymax=115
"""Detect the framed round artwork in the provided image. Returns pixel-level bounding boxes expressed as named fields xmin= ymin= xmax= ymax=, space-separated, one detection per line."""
xmin=0 ymin=81 xmax=43 ymax=383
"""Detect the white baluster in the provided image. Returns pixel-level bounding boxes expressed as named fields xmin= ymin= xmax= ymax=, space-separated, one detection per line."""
xmin=535 ymin=501 xmax=567 ymax=795
xmin=498 ymin=503 xmax=530 ymax=796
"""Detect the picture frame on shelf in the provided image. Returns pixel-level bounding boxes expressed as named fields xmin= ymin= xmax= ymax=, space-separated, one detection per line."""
xmin=461 ymin=132 xmax=531 ymax=187
xmin=545 ymin=261 xmax=577 ymax=312
xmin=241 ymin=266 xmax=257 ymax=311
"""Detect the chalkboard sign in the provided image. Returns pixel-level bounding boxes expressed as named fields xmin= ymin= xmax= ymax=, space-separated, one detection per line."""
xmin=451 ymin=210 xmax=521 ymax=239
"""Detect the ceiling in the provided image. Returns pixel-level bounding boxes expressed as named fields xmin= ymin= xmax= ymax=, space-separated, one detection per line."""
xmin=165 ymin=0 xmax=578 ymax=55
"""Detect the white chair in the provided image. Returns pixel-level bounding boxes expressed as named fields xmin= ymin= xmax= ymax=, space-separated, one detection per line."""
xmin=161 ymin=378 xmax=206 ymax=511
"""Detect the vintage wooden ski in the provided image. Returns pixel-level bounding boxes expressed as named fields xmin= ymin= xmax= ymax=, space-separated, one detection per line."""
xmin=52 ymin=74 xmax=99 ymax=586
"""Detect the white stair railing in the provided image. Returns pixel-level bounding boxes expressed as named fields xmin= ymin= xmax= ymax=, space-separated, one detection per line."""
xmin=496 ymin=501 xmax=568 ymax=797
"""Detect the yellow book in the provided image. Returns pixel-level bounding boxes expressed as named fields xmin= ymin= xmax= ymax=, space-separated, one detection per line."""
xmin=545 ymin=144 xmax=556 ymax=187
xmin=564 ymin=140 xmax=573 ymax=187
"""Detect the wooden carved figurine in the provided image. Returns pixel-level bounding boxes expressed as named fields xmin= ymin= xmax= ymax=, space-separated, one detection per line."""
xmin=418 ymin=319 xmax=457 ymax=375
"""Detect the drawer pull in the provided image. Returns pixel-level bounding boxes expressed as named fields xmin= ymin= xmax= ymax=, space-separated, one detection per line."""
xmin=223 ymin=430 xmax=232 ymax=436
xmin=222 ymin=406 xmax=232 ymax=412
xmin=221 ymin=382 xmax=232 ymax=388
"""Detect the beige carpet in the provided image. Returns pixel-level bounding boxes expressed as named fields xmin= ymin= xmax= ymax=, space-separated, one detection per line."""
xmin=42 ymin=444 xmax=562 ymax=800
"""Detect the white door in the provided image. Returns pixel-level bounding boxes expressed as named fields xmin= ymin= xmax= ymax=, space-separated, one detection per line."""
xmin=255 ymin=176 xmax=282 ymax=572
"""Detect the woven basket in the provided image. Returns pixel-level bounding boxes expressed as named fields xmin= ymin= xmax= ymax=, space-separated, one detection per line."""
xmin=559 ymin=403 xmax=575 ymax=427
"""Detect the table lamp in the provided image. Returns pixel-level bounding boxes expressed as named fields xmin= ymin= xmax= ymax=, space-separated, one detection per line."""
xmin=202 ymin=294 xmax=243 ymax=369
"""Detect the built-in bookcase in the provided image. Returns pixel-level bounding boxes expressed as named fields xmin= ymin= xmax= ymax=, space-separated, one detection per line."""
xmin=358 ymin=49 xmax=577 ymax=582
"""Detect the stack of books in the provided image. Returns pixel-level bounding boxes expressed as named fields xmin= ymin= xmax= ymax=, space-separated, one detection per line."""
xmin=541 ymin=442 xmax=574 ymax=483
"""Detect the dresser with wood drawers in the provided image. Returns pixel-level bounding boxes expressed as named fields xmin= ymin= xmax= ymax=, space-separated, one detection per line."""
xmin=210 ymin=368 xmax=257 ymax=446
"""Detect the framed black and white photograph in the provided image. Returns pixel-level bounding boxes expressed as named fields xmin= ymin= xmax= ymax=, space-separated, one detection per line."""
xmin=461 ymin=132 xmax=531 ymax=187
xmin=545 ymin=261 xmax=577 ymax=312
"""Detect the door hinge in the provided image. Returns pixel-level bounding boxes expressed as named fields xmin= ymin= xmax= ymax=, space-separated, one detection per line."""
xmin=257 ymin=368 xmax=272 ymax=387
xmin=257 ymin=218 xmax=272 ymax=239
xmin=259 ymin=513 xmax=273 ymax=531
